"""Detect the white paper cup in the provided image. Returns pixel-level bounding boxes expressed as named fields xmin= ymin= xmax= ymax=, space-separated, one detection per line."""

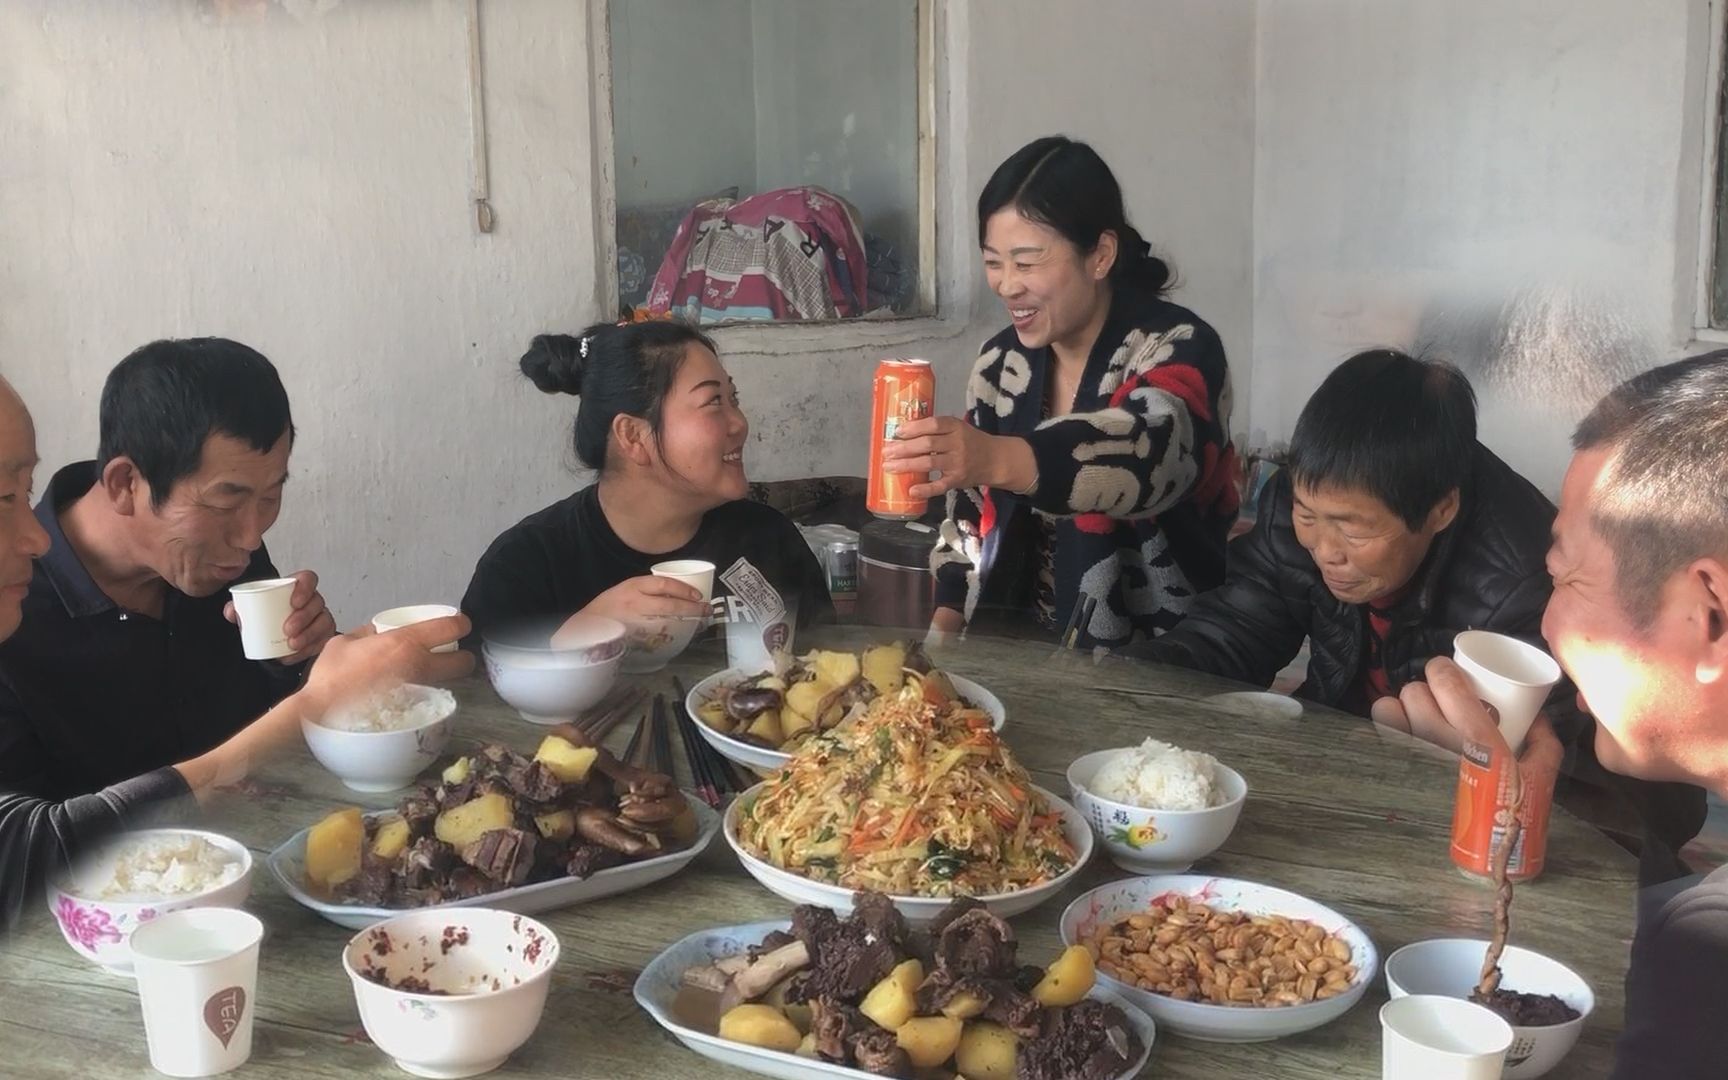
xmin=1382 ymin=994 xmax=1513 ymax=1080
xmin=722 ymin=595 xmax=794 ymax=674
xmin=1453 ymin=631 xmax=1562 ymax=754
xmin=372 ymin=603 xmax=461 ymax=654
xmin=130 ymin=908 xmax=264 ymax=1077
xmin=651 ymin=559 xmax=716 ymax=601
xmin=228 ymin=578 xmax=298 ymax=660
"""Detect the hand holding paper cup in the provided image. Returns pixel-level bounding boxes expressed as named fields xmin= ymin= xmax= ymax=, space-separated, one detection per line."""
xmin=372 ymin=604 xmax=462 ymax=654
xmin=1452 ymin=631 xmax=1562 ymax=754
xmin=130 ymin=907 xmax=264 ymax=1077
xmin=228 ymin=578 xmax=298 ymax=660
xmin=1381 ymin=994 xmax=1513 ymax=1079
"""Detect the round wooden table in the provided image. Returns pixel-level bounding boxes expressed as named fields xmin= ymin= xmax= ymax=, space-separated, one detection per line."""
xmin=2 ymin=631 xmax=1634 ymax=1078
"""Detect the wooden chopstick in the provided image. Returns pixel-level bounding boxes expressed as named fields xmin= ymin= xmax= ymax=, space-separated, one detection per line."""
xmin=671 ymin=675 xmax=741 ymax=796
xmin=669 ymin=695 xmax=721 ymax=808
xmin=578 ymin=685 xmax=645 ymax=741
xmin=652 ymin=696 xmax=676 ymax=778
xmin=622 ymin=711 xmax=648 ymax=767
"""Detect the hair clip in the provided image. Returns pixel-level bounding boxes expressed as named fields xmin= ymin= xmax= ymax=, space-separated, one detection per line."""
xmin=579 ymin=335 xmax=591 ymax=359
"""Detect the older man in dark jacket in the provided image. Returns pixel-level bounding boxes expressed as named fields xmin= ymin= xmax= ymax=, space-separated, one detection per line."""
xmin=1132 ymin=349 xmax=1703 ymax=878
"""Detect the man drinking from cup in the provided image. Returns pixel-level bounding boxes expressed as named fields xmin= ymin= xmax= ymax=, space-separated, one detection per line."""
xmin=0 ymin=372 xmax=474 ymax=930
xmin=1391 ymin=353 xmax=1728 ymax=1076
xmin=1129 ymin=349 xmax=1704 ymax=879
xmin=0 ymin=339 xmax=337 ymax=800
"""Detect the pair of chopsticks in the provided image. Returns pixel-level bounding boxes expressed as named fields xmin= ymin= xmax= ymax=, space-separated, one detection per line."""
xmin=670 ymin=676 xmax=751 ymax=808
xmin=574 ymin=685 xmax=648 ymax=744
xmin=623 ymin=694 xmax=674 ymax=775
xmin=1056 ymin=591 xmax=1099 ymax=652
xmin=614 ymin=683 xmax=751 ymax=808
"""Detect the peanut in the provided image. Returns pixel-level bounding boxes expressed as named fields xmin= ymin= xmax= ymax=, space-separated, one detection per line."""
xmin=1088 ymin=894 xmax=1360 ymax=1010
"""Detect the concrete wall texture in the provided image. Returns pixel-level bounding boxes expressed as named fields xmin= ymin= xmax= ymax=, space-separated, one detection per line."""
xmin=2 ymin=0 xmax=1701 ymax=623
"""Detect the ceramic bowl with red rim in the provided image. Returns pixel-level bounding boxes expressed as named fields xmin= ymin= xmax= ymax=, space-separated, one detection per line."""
xmin=482 ymin=615 xmax=627 ymax=724
xmin=1060 ymin=875 xmax=1377 ymax=1042
xmin=47 ymin=828 xmax=254 ymax=975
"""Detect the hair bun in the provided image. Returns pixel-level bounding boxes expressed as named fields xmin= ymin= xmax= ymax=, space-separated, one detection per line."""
xmin=519 ymin=333 xmax=587 ymax=395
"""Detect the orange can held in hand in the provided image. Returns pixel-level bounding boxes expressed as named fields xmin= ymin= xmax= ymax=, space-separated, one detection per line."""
xmin=867 ymin=358 xmax=935 ymax=520
xmin=1449 ymin=737 xmax=1555 ymax=882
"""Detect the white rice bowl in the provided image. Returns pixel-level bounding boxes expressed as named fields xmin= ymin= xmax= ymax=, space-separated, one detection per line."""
xmin=1090 ymin=738 xmax=1227 ymax=811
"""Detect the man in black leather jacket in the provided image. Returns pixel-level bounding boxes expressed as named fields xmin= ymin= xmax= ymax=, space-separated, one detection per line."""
xmin=1132 ymin=349 xmax=1703 ymax=878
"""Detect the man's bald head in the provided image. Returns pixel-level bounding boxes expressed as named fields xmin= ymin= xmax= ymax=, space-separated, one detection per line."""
xmin=0 ymin=376 xmax=49 ymax=640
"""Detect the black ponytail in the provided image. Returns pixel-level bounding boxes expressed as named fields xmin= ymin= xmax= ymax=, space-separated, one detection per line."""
xmin=519 ymin=320 xmax=717 ymax=471
xmin=977 ymin=135 xmax=1174 ymax=295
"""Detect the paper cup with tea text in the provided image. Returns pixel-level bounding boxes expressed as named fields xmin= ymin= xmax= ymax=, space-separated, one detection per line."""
xmin=1453 ymin=631 xmax=1562 ymax=754
xmin=1381 ymin=994 xmax=1512 ymax=1080
xmin=372 ymin=604 xmax=461 ymax=654
xmin=229 ymin=578 xmax=298 ymax=660
xmin=650 ymin=559 xmax=716 ymax=602
xmin=130 ymin=907 xmax=264 ymax=1077
xmin=722 ymin=595 xmax=794 ymax=674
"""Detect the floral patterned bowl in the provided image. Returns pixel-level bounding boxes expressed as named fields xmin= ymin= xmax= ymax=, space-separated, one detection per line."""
xmin=342 ymin=907 xmax=560 ymax=1078
xmin=47 ymin=828 xmax=254 ymax=976
xmin=1067 ymin=749 xmax=1247 ymax=873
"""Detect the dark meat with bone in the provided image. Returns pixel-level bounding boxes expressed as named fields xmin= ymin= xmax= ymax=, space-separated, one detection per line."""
xmin=983 ymin=985 xmax=1045 ymax=1038
xmin=789 ymin=910 xmax=901 ymax=1003
xmin=926 ymin=895 xmax=986 ymax=937
xmin=398 ymin=790 xmax=440 ymax=834
xmin=752 ymin=930 xmax=798 ymax=958
xmin=851 ymin=891 xmax=911 ymax=955
xmin=1016 ymin=998 xmax=1138 ymax=1080
xmin=810 ymin=996 xmax=865 ymax=1063
xmin=439 ymin=867 xmax=492 ymax=900
xmin=849 ymin=1025 xmax=911 ymax=1077
xmin=400 ymin=837 xmax=456 ymax=890
xmin=460 ymin=827 xmax=537 ymax=885
xmin=934 ymin=907 xmax=1018 ymax=980
xmin=342 ymin=856 xmax=396 ymax=906
xmin=564 ymin=844 xmax=625 ymax=879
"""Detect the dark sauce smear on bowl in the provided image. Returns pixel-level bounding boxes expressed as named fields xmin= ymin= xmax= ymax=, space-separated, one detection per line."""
xmin=361 ymin=969 xmax=448 ymax=995
xmin=1472 ymin=988 xmax=1580 ymax=1027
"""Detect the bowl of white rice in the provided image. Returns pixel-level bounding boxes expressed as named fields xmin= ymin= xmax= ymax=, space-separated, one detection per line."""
xmin=302 ymin=683 xmax=457 ymax=793
xmin=47 ymin=828 xmax=253 ymax=975
xmin=1067 ymin=740 xmax=1247 ymax=874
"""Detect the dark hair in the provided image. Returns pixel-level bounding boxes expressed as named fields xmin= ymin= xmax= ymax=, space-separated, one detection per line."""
xmin=97 ymin=338 xmax=294 ymax=510
xmin=520 ymin=321 xmax=718 ymax=472
xmin=1287 ymin=349 xmax=1477 ymax=530
xmin=977 ymin=135 xmax=1173 ymax=294
xmin=1572 ymin=350 xmax=1728 ymax=627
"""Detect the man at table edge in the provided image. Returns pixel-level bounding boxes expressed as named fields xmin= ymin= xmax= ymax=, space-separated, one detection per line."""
xmin=0 ymin=373 xmax=475 ymax=931
xmin=1128 ymin=348 xmax=1704 ymax=881
xmin=1387 ymin=352 xmax=1728 ymax=1077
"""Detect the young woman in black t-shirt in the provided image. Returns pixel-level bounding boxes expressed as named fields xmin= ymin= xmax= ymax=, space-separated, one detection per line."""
xmin=461 ymin=321 xmax=831 ymax=649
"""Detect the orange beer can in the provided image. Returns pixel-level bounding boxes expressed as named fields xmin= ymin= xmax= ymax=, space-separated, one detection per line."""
xmin=867 ymin=358 xmax=935 ymax=520
xmin=1449 ymin=736 xmax=1554 ymax=882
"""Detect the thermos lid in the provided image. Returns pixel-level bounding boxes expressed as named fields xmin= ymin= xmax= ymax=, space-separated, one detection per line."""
xmin=859 ymin=518 xmax=938 ymax=569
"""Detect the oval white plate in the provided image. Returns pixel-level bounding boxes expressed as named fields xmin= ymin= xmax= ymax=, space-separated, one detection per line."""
xmin=1060 ymin=874 xmax=1378 ymax=1043
xmin=267 ymin=798 xmax=721 ymax=930
xmin=634 ymin=919 xmax=1157 ymax=1080
xmin=686 ymin=668 xmax=1006 ymax=774
xmin=725 ymin=782 xmax=1092 ymax=924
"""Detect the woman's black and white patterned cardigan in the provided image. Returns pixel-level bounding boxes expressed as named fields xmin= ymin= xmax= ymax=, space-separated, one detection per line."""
xmin=931 ymin=286 xmax=1240 ymax=648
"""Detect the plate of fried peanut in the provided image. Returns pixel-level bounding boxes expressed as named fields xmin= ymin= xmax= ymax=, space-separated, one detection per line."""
xmin=1059 ymin=875 xmax=1378 ymax=1042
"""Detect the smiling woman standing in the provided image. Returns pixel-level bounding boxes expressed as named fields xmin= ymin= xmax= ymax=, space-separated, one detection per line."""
xmin=461 ymin=322 xmax=831 ymax=649
xmin=883 ymin=136 xmax=1238 ymax=647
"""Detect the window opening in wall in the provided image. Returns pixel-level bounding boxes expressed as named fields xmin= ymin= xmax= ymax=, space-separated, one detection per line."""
xmin=605 ymin=0 xmax=934 ymax=326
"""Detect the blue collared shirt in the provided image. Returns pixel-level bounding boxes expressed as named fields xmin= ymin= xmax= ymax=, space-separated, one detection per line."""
xmin=0 ymin=461 xmax=301 ymax=799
